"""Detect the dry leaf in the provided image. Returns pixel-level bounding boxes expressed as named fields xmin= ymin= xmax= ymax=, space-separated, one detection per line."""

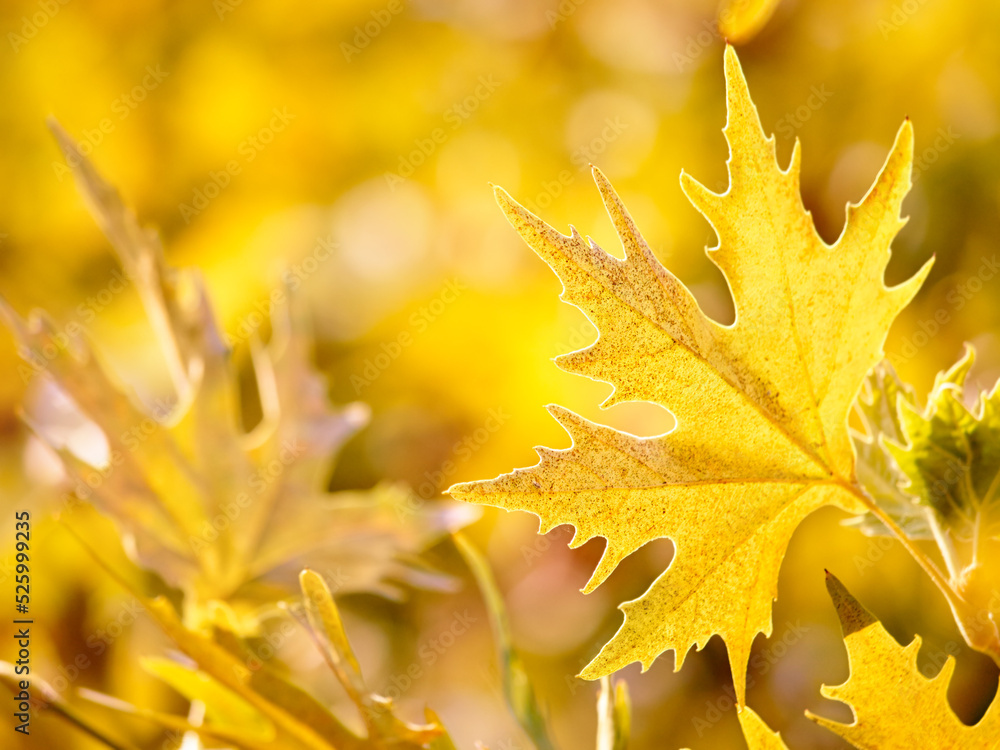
xmin=0 ymin=123 xmax=473 ymax=632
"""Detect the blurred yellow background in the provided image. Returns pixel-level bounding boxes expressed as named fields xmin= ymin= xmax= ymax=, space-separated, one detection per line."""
xmin=0 ymin=0 xmax=998 ymax=747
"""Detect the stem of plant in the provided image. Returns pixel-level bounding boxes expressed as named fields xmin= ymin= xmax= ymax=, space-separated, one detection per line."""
xmin=841 ymin=479 xmax=1000 ymax=668
xmin=927 ymin=509 xmax=962 ymax=583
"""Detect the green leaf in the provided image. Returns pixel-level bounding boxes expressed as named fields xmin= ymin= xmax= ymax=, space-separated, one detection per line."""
xmin=886 ymin=346 xmax=1000 ymax=535
xmin=848 ymin=361 xmax=932 ymax=539
xmin=851 ymin=346 xmax=1000 ymax=661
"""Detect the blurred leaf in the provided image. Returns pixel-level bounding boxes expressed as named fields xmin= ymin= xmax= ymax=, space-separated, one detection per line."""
xmin=449 ymin=46 xmax=929 ymax=706
xmin=292 ymin=568 xmax=449 ymax=749
xmin=425 ymin=710 xmax=462 ymax=750
xmin=808 ymin=572 xmax=1000 ymax=749
xmin=147 ymin=594 xmax=368 ymax=750
xmin=0 ymin=663 xmax=141 ymax=750
xmin=453 ymin=532 xmax=555 ymax=750
xmin=0 ymin=122 xmax=473 ymax=633
xmin=44 ymin=434 xmax=460 ymax=750
xmin=140 ymin=656 xmax=275 ymax=741
xmin=57 ymin=531 xmax=365 ymax=750
xmin=595 ymin=677 xmax=630 ymax=750
xmin=297 ymin=569 xmax=367 ymax=699
xmin=719 ymin=0 xmax=782 ymax=44
xmin=76 ymin=687 xmax=277 ymax=750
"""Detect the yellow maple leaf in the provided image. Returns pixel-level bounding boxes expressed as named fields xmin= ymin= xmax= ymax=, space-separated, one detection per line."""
xmin=738 ymin=706 xmax=789 ymax=750
xmin=448 ymin=46 xmax=932 ymax=704
xmin=808 ymin=573 xmax=1000 ymax=749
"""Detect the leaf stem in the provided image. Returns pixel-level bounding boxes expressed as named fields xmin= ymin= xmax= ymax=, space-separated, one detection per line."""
xmin=841 ymin=480 xmax=955 ymax=601
xmin=841 ymin=479 xmax=1000 ymax=667
xmin=971 ymin=509 xmax=984 ymax=569
xmin=927 ymin=509 xmax=963 ymax=583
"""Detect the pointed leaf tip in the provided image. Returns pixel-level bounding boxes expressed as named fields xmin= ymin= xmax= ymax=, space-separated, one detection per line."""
xmin=897 ymin=117 xmax=914 ymax=152
xmin=492 ymin=184 xmax=523 ymax=217
xmin=723 ymin=44 xmax=747 ymax=91
xmin=814 ymin=569 xmax=1000 ymax=746
xmin=825 ymin=572 xmax=877 ymax=637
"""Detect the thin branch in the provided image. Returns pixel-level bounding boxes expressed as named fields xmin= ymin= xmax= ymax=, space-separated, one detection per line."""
xmin=927 ymin=509 xmax=963 ymax=583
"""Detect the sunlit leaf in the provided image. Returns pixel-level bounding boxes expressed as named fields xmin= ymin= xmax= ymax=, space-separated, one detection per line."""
xmin=449 ymin=46 xmax=930 ymax=704
xmin=737 ymin=706 xmax=789 ymax=750
xmin=808 ymin=572 xmax=1000 ymax=749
